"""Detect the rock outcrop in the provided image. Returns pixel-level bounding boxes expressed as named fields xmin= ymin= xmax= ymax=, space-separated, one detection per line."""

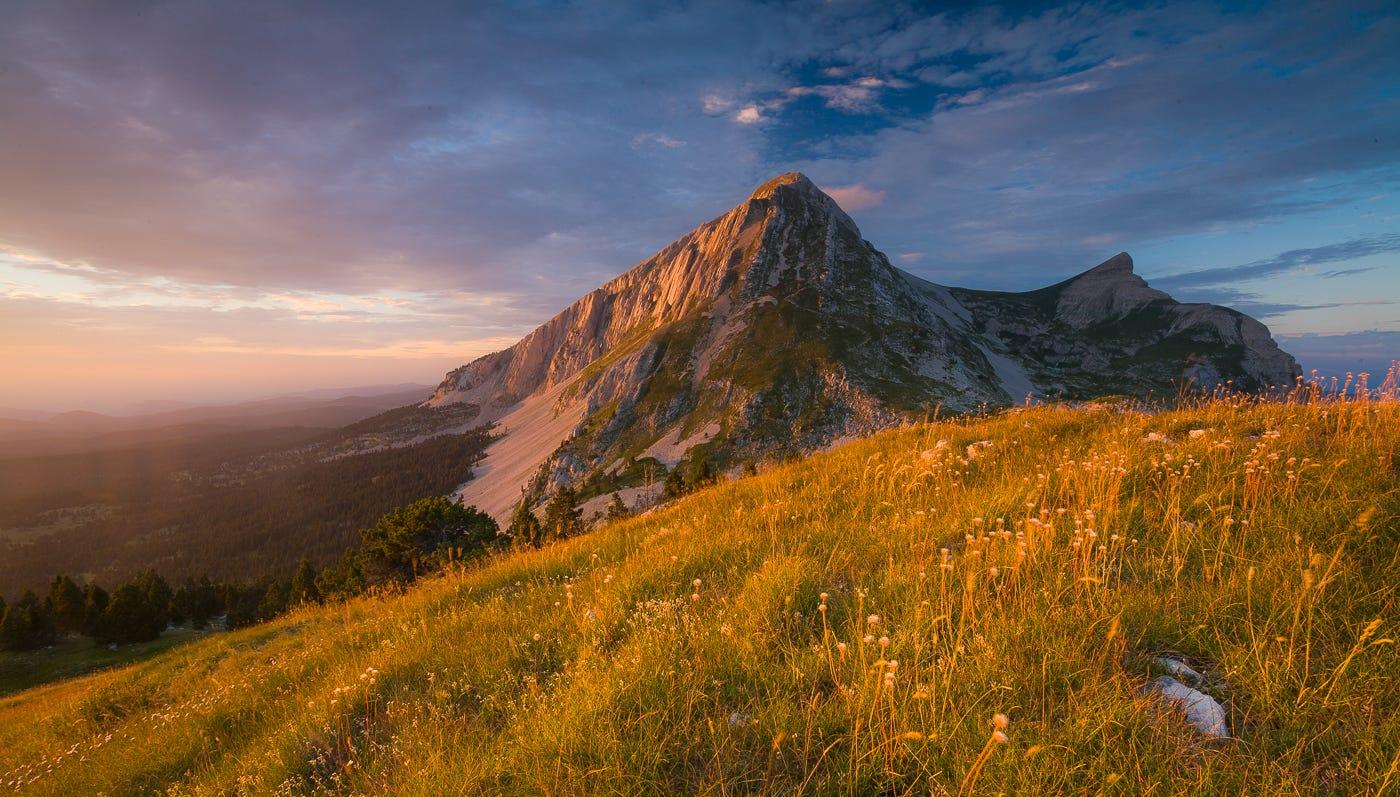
xmin=426 ymin=173 xmax=1301 ymax=520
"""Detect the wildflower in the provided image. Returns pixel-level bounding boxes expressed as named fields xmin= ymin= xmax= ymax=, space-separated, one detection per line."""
xmin=691 ymin=593 xmax=700 ymax=602
xmin=867 ymin=614 xmax=881 ymax=627
xmin=992 ymin=731 xmax=1009 ymax=744
xmin=879 ymin=636 xmax=890 ymax=649
xmin=1189 ymin=429 xmax=1207 ymax=439
xmin=993 ymin=713 xmax=1009 ymax=731
xmin=693 ymin=578 xmax=702 ymax=588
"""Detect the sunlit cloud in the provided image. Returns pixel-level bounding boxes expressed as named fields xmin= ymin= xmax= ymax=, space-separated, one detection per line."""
xmin=733 ymin=105 xmax=764 ymax=125
xmin=0 ymin=0 xmax=1395 ymax=409
xmin=166 ymin=335 xmax=522 ymax=359
xmin=823 ymin=184 xmax=886 ymax=211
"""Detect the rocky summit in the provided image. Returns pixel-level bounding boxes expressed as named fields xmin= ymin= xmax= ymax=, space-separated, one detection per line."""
xmin=426 ymin=172 xmax=1300 ymax=520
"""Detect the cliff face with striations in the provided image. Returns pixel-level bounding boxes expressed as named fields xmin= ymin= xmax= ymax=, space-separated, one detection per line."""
xmin=426 ymin=173 xmax=1300 ymax=520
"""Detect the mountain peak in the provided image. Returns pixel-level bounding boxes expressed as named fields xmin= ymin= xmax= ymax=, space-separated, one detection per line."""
xmin=744 ymin=171 xmax=859 ymax=234
xmin=748 ymin=171 xmax=818 ymax=200
xmin=427 ymin=181 xmax=1299 ymax=521
xmin=1088 ymin=252 xmax=1134 ymax=275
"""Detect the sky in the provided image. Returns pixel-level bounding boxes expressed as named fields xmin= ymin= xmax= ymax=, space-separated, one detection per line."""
xmin=1 ymin=0 xmax=1397 ymax=413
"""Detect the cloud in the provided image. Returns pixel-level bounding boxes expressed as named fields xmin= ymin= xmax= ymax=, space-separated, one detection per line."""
xmin=784 ymin=76 xmax=907 ymax=113
xmin=1156 ymin=234 xmax=1400 ymax=289
xmin=733 ymin=105 xmax=764 ymax=125
xmin=1276 ymin=330 xmax=1400 ymax=378
xmin=792 ymin=2 xmax=1400 ymax=286
xmin=1320 ymin=267 xmax=1376 ymax=278
xmin=701 ymin=94 xmax=734 ymax=114
xmin=0 ymin=0 xmax=1397 ymax=408
xmin=824 ymin=184 xmax=886 ymax=211
xmin=633 ymin=132 xmax=686 ymax=149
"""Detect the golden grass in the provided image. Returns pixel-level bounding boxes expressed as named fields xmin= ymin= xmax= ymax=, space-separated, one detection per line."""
xmin=1 ymin=383 xmax=1397 ymax=795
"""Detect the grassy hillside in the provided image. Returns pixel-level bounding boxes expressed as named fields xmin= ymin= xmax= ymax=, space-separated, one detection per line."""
xmin=1 ymin=392 xmax=1396 ymax=795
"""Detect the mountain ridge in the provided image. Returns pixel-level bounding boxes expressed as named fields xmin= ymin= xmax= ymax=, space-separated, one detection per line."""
xmin=427 ymin=173 xmax=1300 ymax=520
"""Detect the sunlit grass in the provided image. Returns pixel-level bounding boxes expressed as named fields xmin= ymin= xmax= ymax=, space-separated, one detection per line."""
xmin=1 ymin=378 xmax=1397 ymax=795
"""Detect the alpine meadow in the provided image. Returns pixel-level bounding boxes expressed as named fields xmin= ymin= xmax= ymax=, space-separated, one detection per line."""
xmin=2 ymin=376 xmax=1397 ymax=794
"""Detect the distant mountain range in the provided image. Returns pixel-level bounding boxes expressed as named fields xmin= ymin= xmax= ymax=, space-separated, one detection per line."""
xmin=0 ymin=386 xmax=434 ymax=459
xmin=425 ymin=173 xmax=1300 ymax=520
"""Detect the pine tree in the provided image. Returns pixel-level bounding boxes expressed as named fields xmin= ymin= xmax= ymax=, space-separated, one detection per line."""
xmin=543 ymin=485 xmax=583 ymax=542
xmin=0 ymin=604 xmax=29 ymax=651
xmin=133 ymin=570 xmax=173 ymax=635
xmin=98 ymin=583 xmax=163 ymax=644
xmin=48 ymin=575 xmax=86 ymax=635
xmin=663 ymin=467 xmax=687 ymax=500
xmin=82 ymin=583 xmax=109 ymax=637
xmin=289 ymin=558 xmax=321 ymax=605
xmin=315 ymin=550 xmax=365 ymax=601
xmin=223 ymin=584 xmax=261 ymax=630
xmin=507 ymin=499 xmax=544 ymax=549
xmin=604 ymin=492 xmax=630 ymax=522
xmin=356 ymin=496 xmax=499 ymax=585
xmin=174 ymin=576 xmax=221 ymax=629
xmin=257 ymin=579 xmax=288 ymax=622
xmin=0 ymin=591 xmax=56 ymax=651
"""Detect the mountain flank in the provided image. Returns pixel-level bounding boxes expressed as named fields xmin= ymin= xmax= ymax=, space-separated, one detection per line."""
xmin=427 ymin=173 xmax=1299 ymax=520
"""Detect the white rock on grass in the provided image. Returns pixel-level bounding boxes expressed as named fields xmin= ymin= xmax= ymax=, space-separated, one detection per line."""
xmin=1146 ymin=675 xmax=1229 ymax=739
xmin=1154 ymin=656 xmax=1206 ymax=684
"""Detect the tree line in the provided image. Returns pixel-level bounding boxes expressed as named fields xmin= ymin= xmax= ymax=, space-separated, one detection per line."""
xmin=1 ymin=495 xmax=504 ymax=652
xmin=0 ymin=429 xmax=495 ymax=596
xmin=2 ymin=457 xmax=709 ymax=653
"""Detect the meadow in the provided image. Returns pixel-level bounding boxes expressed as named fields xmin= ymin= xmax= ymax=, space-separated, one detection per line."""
xmin=1 ymin=378 xmax=1396 ymax=795
xmin=0 ymin=628 xmax=210 ymax=698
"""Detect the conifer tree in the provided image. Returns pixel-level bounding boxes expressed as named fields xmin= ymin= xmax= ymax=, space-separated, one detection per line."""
xmin=543 ymin=485 xmax=583 ymax=541
xmin=508 ymin=499 xmax=544 ymax=548
xmin=82 ymin=583 xmax=109 ymax=637
xmin=289 ymin=558 xmax=321 ymax=605
xmin=48 ymin=575 xmax=86 ymax=635
xmin=604 ymin=492 xmax=630 ymax=522
xmin=663 ymin=467 xmax=686 ymax=500
xmin=0 ymin=591 xmax=56 ymax=651
xmin=356 ymin=496 xmax=499 ymax=585
xmin=257 ymin=579 xmax=288 ymax=622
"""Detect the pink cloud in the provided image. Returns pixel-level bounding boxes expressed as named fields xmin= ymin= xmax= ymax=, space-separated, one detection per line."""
xmin=824 ymin=184 xmax=886 ymax=211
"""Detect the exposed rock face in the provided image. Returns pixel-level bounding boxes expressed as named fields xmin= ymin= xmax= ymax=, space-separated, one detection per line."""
xmin=947 ymin=251 xmax=1299 ymax=399
xmin=428 ymin=172 xmax=1300 ymax=520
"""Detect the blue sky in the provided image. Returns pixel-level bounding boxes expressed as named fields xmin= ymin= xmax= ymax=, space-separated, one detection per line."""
xmin=0 ymin=0 xmax=1396 ymax=411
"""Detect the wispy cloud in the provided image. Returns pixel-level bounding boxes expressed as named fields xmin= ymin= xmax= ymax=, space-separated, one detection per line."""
xmin=1156 ymin=235 xmax=1400 ymax=289
xmin=0 ymin=0 xmax=1397 ymax=408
